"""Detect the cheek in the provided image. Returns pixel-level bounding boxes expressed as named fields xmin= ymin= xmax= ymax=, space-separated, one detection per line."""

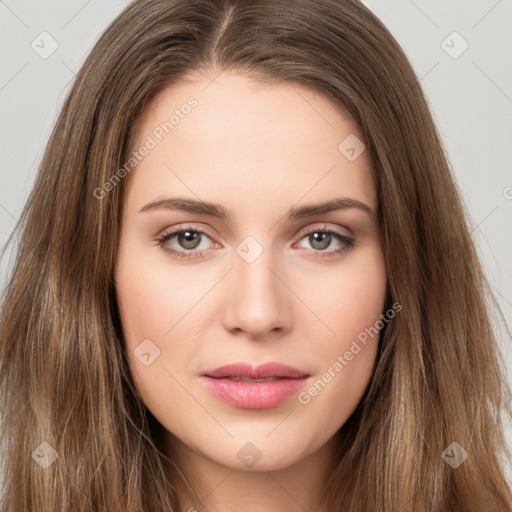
xmin=115 ymin=259 xmax=192 ymax=423
xmin=114 ymin=248 xmax=177 ymax=387
xmin=297 ymin=248 xmax=387 ymax=406
xmin=114 ymin=245 xmax=216 ymax=389
xmin=306 ymin=248 xmax=387 ymax=343
xmin=115 ymin=269 xmax=171 ymax=343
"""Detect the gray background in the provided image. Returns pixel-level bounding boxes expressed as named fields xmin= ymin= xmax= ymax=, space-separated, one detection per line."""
xmin=1 ymin=0 xmax=511 ymax=483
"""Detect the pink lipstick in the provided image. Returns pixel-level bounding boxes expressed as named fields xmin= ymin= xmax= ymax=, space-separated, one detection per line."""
xmin=201 ymin=362 xmax=310 ymax=409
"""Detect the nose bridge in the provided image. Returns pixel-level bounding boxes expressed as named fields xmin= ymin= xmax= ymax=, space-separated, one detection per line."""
xmin=223 ymin=234 xmax=292 ymax=336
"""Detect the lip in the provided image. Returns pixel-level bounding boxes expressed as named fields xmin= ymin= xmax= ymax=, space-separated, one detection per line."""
xmin=203 ymin=362 xmax=309 ymax=379
xmin=201 ymin=362 xmax=310 ymax=409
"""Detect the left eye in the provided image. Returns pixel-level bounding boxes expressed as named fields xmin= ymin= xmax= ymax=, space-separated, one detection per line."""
xmin=157 ymin=225 xmax=355 ymax=260
xmin=295 ymin=229 xmax=354 ymax=254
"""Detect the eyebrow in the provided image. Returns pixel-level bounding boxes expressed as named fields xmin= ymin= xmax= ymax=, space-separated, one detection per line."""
xmin=139 ymin=196 xmax=373 ymax=219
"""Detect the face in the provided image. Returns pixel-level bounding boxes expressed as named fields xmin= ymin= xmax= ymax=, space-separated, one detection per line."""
xmin=114 ymin=72 xmax=387 ymax=472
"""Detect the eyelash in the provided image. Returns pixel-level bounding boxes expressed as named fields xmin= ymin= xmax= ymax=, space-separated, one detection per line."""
xmin=156 ymin=224 xmax=356 ymax=260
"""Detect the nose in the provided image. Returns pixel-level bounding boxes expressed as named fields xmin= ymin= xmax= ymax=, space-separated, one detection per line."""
xmin=221 ymin=247 xmax=293 ymax=340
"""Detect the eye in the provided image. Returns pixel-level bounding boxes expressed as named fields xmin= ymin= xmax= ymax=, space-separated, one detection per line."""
xmin=156 ymin=224 xmax=216 ymax=260
xmin=156 ymin=223 xmax=356 ymax=260
xmin=294 ymin=225 xmax=356 ymax=259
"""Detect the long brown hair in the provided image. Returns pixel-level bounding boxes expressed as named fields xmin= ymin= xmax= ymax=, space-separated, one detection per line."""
xmin=1 ymin=0 xmax=511 ymax=510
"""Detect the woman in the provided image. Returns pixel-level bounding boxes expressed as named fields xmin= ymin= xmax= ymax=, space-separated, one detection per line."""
xmin=1 ymin=0 xmax=511 ymax=510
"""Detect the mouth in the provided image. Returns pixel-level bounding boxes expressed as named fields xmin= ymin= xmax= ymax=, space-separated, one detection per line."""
xmin=200 ymin=362 xmax=310 ymax=409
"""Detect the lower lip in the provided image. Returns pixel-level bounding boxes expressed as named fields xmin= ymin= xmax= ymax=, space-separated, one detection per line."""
xmin=201 ymin=376 xmax=309 ymax=409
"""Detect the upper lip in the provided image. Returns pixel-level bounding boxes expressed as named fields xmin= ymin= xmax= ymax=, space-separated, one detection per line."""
xmin=203 ymin=362 xmax=309 ymax=379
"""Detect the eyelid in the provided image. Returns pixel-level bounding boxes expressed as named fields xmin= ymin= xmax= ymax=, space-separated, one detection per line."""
xmin=294 ymin=222 xmax=353 ymax=239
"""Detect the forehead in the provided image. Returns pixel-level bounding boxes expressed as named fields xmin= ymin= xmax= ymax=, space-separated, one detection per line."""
xmin=124 ymin=72 xmax=376 ymax=216
xmin=133 ymin=72 xmax=362 ymax=151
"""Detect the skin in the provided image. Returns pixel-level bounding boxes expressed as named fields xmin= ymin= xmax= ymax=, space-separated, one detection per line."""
xmin=114 ymin=71 xmax=387 ymax=512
